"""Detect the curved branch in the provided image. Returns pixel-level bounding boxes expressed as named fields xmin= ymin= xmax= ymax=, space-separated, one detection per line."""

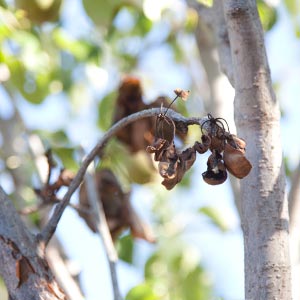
xmin=39 ymin=108 xmax=206 ymax=247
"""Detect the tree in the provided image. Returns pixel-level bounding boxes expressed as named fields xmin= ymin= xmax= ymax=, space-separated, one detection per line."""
xmin=0 ymin=0 xmax=298 ymax=299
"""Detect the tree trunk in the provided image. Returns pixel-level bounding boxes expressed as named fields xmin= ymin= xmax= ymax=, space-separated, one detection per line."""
xmin=222 ymin=0 xmax=291 ymax=298
xmin=0 ymin=186 xmax=66 ymax=300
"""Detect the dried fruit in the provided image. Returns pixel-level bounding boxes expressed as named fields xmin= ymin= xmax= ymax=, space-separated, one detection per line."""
xmin=223 ymin=143 xmax=252 ymax=179
xmin=194 ymin=134 xmax=211 ymax=154
xmin=161 ymin=147 xmax=196 ymax=190
xmin=147 ymin=111 xmax=252 ymax=189
xmin=202 ymin=151 xmax=227 ymax=185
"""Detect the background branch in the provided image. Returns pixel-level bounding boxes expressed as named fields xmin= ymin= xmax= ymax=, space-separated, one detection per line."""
xmin=85 ymin=171 xmax=123 ymax=300
xmin=189 ymin=0 xmax=241 ymax=219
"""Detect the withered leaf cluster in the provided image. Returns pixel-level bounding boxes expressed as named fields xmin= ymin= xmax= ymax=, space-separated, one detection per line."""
xmin=147 ymin=113 xmax=252 ymax=189
xmin=113 ymin=76 xmax=186 ymax=153
xmin=147 ymin=115 xmax=196 ymax=190
xmin=79 ymin=168 xmax=155 ymax=243
xmin=200 ymin=115 xmax=252 ymax=184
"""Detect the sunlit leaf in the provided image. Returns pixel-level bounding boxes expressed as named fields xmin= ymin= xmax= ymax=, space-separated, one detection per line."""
xmin=97 ymin=91 xmax=117 ymax=131
xmin=257 ymin=0 xmax=277 ymax=31
xmin=52 ymin=147 xmax=78 ymax=171
xmin=198 ymin=206 xmax=228 ymax=232
xmin=283 ymin=156 xmax=292 ymax=178
xmin=99 ymin=140 xmax=154 ymax=185
xmin=284 ymin=0 xmax=299 ymax=16
xmin=15 ymin=0 xmax=62 ymax=24
xmin=116 ymin=234 xmax=134 ymax=264
xmin=34 ymin=129 xmax=69 ymax=147
xmin=53 ymin=29 xmax=98 ymax=61
xmin=196 ymin=0 xmax=213 ymax=7
xmin=126 ymin=283 xmax=159 ymax=300
xmin=82 ymin=0 xmax=120 ymax=28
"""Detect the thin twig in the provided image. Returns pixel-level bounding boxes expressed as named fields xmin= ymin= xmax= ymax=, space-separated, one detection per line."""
xmin=85 ymin=171 xmax=122 ymax=300
xmin=39 ymin=108 xmax=205 ymax=248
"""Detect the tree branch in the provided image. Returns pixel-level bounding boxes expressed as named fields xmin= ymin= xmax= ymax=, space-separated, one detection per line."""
xmin=39 ymin=108 xmax=205 ymax=247
xmin=0 ymin=186 xmax=66 ymax=300
xmin=222 ymin=0 xmax=291 ymax=298
xmin=187 ymin=0 xmax=234 ymax=84
xmin=85 ymin=172 xmax=123 ymax=300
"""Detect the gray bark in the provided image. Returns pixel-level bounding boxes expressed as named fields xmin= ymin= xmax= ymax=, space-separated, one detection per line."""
xmin=222 ymin=0 xmax=291 ymax=299
xmin=0 ymin=186 xmax=66 ymax=300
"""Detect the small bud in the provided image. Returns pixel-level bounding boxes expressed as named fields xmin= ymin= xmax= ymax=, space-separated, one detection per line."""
xmin=174 ymin=88 xmax=190 ymax=101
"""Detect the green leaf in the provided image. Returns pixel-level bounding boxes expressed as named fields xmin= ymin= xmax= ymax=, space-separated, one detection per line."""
xmin=53 ymin=29 xmax=98 ymax=61
xmin=284 ymin=0 xmax=299 ymax=16
xmin=97 ymin=91 xmax=117 ymax=131
xmin=99 ymin=139 xmax=154 ymax=185
xmin=0 ymin=0 xmax=7 ymax=8
xmin=257 ymin=0 xmax=278 ymax=31
xmin=34 ymin=129 xmax=69 ymax=147
xmin=198 ymin=206 xmax=228 ymax=232
xmin=116 ymin=234 xmax=134 ymax=264
xmin=82 ymin=0 xmax=120 ymax=28
xmin=196 ymin=0 xmax=213 ymax=7
xmin=52 ymin=147 xmax=78 ymax=171
xmin=126 ymin=283 xmax=159 ymax=300
xmin=283 ymin=156 xmax=292 ymax=178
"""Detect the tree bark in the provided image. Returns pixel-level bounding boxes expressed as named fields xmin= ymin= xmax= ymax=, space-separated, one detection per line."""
xmin=222 ymin=0 xmax=291 ymax=299
xmin=0 ymin=186 xmax=66 ymax=300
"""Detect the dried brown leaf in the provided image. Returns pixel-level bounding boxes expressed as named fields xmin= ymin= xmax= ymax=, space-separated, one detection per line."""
xmin=79 ymin=169 xmax=154 ymax=242
xmin=161 ymin=147 xmax=196 ymax=190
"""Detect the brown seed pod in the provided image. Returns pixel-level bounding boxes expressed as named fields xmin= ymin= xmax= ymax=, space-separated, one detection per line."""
xmin=79 ymin=169 xmax=155 ymax=242
xmin=202 ymin=168 xmax=227 ymax=185
xmin=202 ymin=151 xmax=227 ymax=185
xmin=194 ymin=134 xmax=211 ymax=154
xmin=223 ymin=143 xmax=252 ymax=179
xmin=227 ymin=134 xmax=246 ymax=153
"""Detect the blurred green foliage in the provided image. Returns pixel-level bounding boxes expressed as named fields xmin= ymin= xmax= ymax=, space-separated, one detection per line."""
xmin=257 ymin=0 xmax=277 ymax=31
xmin=284 ymin=0 xmax=300 ymax=37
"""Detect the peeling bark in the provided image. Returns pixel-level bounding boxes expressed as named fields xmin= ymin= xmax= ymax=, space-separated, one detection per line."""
xmin=0 ymin=186 xmax=66 ymax=300
xmin=223 ymin=0 xmax=292 ymax=299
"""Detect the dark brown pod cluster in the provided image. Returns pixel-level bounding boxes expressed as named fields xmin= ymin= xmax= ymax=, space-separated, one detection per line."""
xmin=147 ymin=113 xmax=252 ymax=189
xmin=79 ymin=168 xmax=155 ymax=243
xmin=146 ymin=114 xmax=196 ymax=190
xmin=199 ymin=114 xmax=252 ymax=184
